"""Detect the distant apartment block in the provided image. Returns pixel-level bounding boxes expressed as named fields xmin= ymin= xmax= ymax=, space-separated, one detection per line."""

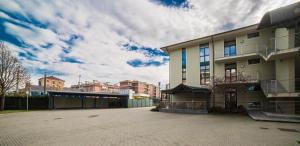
xmin=71 ymin=80 xmax=119 ymax=92
xmin=160 ymin=2 xmax=300 ymax=114
xmin=38 ymin=76 xmax=64 ymax=90
xmin=119 ymin=80 xmax=159 ymax=98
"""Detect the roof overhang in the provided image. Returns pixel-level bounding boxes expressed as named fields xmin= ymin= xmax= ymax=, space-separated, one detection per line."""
xmin=48 ymin=91 xmax=129 ymax=97
xmin=161 ymin=84 xmax=211 ymax=94
xmin=257 ymin=2 xmax=300 ymax=29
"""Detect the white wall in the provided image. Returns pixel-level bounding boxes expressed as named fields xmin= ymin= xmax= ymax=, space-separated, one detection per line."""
xmin=186 ymin=45 xmax=200 ymax=86
xmin=169 ymin=48 xmax=182 ymax=88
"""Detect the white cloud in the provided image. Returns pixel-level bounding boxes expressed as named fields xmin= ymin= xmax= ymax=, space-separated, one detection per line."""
xmin=0 ymin=0 xmax=298 ymax=87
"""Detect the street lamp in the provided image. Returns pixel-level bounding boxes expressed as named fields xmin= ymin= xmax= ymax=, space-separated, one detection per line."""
xmin=26 ymin=91 xmax=29 ymax=111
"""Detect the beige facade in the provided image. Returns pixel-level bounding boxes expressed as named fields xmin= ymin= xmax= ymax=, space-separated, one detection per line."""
xmin=120 ymin=80 xmax=159 ymax=98
xmin=38 ymin=76 xmax=64 ymax=90
xmin=161 ymin=3 xmax=300 ymax=114
xmin=71 ymin=81 xmax=120 ymax=92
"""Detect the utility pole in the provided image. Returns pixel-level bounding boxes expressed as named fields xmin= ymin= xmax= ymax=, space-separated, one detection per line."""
xmin=43 ymin=72 xmax=47 ymax=95
xmin=158 ymin=82 xmax=161 ymax=99
xmin=26 ymin=82 xmax=30 ymax=111
xmin=78 ymin=74 xmax=81 ymax=90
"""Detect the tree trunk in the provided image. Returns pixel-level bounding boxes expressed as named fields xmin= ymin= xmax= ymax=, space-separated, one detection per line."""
xmin=0 ymin=94 xmax=5 ymax=111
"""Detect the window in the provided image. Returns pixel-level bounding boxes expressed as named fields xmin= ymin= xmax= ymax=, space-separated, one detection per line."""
xmin=247 ymin=32 xmax=259 ymax=39
xmin=200 ymin=44 xmax=210 ymax=84
xmin=224 ymin=41 xmax=236 ymax=57
xmin=182 ymin=48 xmax=186 ymax=84
xmin=248 ymin=58 xmax=260 ymax=65
xmin=225 ymin=63 xmax=237 ymax=82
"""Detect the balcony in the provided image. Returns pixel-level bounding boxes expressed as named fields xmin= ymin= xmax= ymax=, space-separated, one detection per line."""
xmin=214 ymin=71 xmax=260 ymax=86
xmin=215 ymin=32 xmax=300 ymax=63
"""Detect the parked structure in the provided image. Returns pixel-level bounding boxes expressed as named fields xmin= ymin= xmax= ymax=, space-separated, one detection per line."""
xmin=120 ymin=80 xmax=159 ymax=98
xmin=160 ymin=2 xmax=300 ymax=114
xmin=38 ymin=76 xmax=64 ymax=90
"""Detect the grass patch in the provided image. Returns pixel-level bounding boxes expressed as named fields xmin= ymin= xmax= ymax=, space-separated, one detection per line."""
xmin=0 ymin=110 xmax=30 ymax=114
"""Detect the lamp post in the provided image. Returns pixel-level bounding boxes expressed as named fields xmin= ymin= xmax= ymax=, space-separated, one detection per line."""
xmin=26 ymin=91 xmax=29 ymax=111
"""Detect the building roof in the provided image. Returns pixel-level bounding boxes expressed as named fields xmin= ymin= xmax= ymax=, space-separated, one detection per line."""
xmin=38 ymin=76 xmax=65 ymax=82
xmin=47 ymin=90 xmax=129 ymax=97
xmin=160 ymin=2 xmax=300 ymax=53
xmin=258 ymin=2 xmax=300 ymax=29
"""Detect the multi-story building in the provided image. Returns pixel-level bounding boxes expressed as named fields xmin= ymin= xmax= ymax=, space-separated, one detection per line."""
xmin=70 ymin=81 xmax=120 ymax=92
xmin=38 ymin=76 xmax=64 ymax=90
xmin=70 ymin=80 xmax=103 ymax=92
xmin=120 ymin=80 xmax=159 ymax=98
xmin=160 ymin=2 xmax=300 ymax=114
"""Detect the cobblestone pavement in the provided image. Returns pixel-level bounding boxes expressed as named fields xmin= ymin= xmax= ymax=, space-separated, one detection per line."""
xmin=0 ymin=108 xmax=299 ymax=146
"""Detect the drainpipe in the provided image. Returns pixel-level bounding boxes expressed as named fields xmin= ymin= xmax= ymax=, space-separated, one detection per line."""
xmin=211 ymin=36 xmax=215 ymax=109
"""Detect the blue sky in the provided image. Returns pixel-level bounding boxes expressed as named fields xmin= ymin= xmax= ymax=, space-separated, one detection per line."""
xmin=0 ymin=0 xmax=298 ymax=86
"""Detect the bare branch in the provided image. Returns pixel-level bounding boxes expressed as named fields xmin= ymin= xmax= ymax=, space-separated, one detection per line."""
xmin=0 ymin=42 xmax=30 ymax=110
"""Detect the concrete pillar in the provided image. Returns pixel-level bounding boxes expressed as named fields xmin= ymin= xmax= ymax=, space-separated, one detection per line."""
xmin=275 ymin=28 xmax=289 ymax=51
xmin=275 ymin=58 xmax=295 ymax=92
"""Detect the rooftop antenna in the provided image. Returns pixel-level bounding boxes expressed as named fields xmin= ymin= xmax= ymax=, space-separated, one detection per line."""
xmin=78 ymin=74 xmax=81 ymax=89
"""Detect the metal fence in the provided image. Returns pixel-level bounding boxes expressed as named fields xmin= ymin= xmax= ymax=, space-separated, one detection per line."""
xmin=127 ymin=99 xmax=153 ymax=108
xmin=213 ymin=100 xmax=300 ymax=115
xmin=260 ymin=78 xmax=300 ymax=95
xmin=159 ymin=101 xmax=207 ymax=111
xmin=261 ymin=100 xmax=300 ymax=115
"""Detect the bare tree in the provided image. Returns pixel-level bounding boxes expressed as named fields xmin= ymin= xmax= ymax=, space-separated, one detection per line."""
xmin=0 ymin=42 xmax=30 ymax=110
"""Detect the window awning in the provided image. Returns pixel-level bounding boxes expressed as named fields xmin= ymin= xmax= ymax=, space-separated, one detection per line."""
xmin=161 ymin=84 xmax=211 ymax=94
xmin=257 ymin=2 xmax=300 ymax=29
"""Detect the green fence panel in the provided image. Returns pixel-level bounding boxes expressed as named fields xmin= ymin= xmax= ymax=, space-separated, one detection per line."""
xmin=138 ymin=99 xmax=141 ymax=107
xmin=127 ymin=99 xmax=132 ymax=108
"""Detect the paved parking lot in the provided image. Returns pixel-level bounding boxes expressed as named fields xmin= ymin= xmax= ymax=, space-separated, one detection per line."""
xmin=0 ymin=108 xmax=299 ymax=146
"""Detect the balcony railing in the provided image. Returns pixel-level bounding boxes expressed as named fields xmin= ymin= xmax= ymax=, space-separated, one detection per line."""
xmin=260 ymin=78 xmax=300 ymax=96
xmin=214 ymin=71 xmax=260 ymax=85
xmin=215 ymin=32 xmax=300 ymax=60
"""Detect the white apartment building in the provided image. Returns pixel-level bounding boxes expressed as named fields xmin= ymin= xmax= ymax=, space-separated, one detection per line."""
xmin=160 ymin=2 xmax=300 ymax=114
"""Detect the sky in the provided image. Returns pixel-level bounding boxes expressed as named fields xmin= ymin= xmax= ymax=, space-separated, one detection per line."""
xmin=0 ymin=0 xmax=298 ymax=87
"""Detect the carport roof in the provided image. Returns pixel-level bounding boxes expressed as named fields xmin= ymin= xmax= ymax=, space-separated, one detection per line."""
xmin=48 ymin=91 xmax=128 ymax=97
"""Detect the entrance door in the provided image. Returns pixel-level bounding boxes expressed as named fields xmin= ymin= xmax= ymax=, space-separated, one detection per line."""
xmin=225 ymin=63 xmax=237 ymax=82
xmin=225 ymin=89 xmax=237 ymax=112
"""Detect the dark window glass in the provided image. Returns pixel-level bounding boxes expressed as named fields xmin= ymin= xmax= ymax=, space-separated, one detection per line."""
xmin=247 ymin=32 xmax=259 ymax=38
xmin=199 ymin=44 xmax=210 ymax=85
xmin=248 ymin=58 xmax=260 ymax=65
xmin=224 ymin=41 xmax=236 ymax=57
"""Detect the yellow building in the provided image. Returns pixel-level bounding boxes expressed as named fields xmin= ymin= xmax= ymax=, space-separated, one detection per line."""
xmin=160 ymin=2 xmax=300 ymax=114
xmin=38 ymin=76 xmax=65 ymax=90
